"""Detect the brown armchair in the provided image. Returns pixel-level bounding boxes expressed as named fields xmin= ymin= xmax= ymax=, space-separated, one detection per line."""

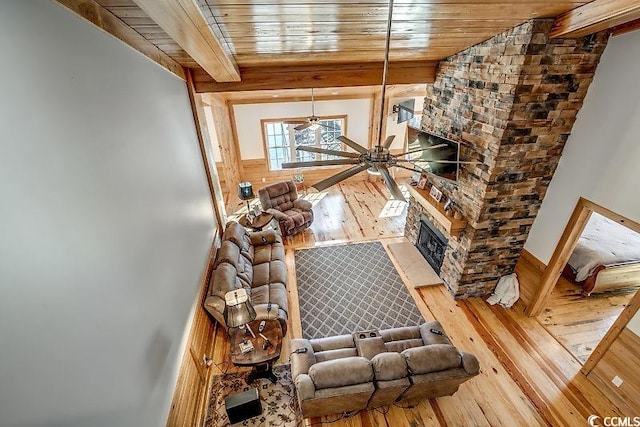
xmin=258 ymin=180 xmax=314 ymax=237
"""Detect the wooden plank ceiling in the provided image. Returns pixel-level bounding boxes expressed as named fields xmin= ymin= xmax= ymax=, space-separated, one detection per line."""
xmin=91 ymin=0 xmax=604 ymax=91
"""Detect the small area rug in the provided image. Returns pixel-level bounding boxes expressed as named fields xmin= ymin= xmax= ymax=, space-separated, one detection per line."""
xmin=204 ymin=364 xmax=300 ymax=427
xmin=295 ymin=241 xmax=423 ymax=340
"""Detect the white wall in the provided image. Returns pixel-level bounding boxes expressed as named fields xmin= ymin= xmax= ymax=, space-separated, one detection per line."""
xmin=524 ymin=30 xmax=640 ymax=266
xmin=233 ymin=98 xmax=372 ymax=159
xmin=0 ymin=2 xmax=215 ymax=426
xmin=385 ymin=96 xmax=424 ymax=150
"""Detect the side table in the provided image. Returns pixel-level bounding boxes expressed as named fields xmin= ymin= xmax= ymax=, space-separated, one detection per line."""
xmin=229 ymin=319 xmax=283 ymax=383
xmin=239 ymin=212 xmax=274 ymax=231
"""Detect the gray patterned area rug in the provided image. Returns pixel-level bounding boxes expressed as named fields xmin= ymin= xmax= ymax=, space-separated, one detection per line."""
xmin=295 ymin=242 xmax=424 ymax=340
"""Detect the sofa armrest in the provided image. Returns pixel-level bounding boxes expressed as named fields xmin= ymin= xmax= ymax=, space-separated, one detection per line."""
xmin=460 ymin=352 xmax=480 ymax=376
xmin=420 ymin=321 xmax=453 ymax=346
xmin=291 ymin=339 xmax=316 ymax=379
xmin=203 ymin=295 xmax=226 ymax=327
xmin=249 ymin=228 xmax=281 ymax=246
xmin=266 ymin=208 xmax=289 ymax=222
xmin=293 ymin=198 xmax=312 ymax=211
xmin=295 ymin=374 xmax=316 ymax=401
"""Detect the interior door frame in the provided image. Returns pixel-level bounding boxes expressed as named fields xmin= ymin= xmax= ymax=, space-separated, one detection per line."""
xmin=526 ymin=197 xmax=640 ymax=317
xmin=524 ymin=197 xmax=640 ymax=372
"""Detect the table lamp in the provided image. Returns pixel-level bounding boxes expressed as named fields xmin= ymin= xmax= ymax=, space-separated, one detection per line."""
xmin=224 ymin=288 xmax=256 ymax=339
xmin=238 ymin=182 xmax=255 ymax=216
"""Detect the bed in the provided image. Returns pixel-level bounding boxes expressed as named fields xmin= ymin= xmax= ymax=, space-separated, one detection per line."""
xmin=563 ymin=212 xmax=640 ymax=296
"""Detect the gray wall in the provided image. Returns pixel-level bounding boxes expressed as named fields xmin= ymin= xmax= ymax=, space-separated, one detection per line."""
xmin=0 ymin=1 xmax=215 ymax=426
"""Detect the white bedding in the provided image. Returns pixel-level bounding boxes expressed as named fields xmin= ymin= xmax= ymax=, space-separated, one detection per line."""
xmin=568 ymin=212 xmax=640 ymax=282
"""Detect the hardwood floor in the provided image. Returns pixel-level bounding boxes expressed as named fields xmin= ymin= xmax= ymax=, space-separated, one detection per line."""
xmin=207 ymin=182 xmax=624 ymax=426
xmin=228 ymin=180 xmax=408 ymax=247
xmin=538 ymin=276 xmax=639 ymax=364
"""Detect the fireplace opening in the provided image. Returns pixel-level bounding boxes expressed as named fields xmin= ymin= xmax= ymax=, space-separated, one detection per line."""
xmin=416 ymin=217 xmax=448 ymax=274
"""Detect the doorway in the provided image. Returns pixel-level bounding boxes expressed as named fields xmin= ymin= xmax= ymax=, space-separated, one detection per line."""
xmin=526 ymin=197 xmax=640 ymax=369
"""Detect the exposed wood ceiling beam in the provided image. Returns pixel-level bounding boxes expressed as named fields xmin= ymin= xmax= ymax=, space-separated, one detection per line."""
xmin=192 ymin=61 xmax=436 ymax=93
xmin=132 ymin=0 xmax=240 ymax=82
xmin=551 ymin=0 xmax=640 ymax=38
xmin=55 ymin=0 xmax=186 ymax=80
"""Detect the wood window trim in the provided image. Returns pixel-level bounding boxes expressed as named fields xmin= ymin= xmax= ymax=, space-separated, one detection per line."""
xmin=260 ymin=115 xmax=348 ymax=172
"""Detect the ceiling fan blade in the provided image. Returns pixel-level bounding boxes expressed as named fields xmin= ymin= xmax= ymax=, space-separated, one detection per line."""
xmin=281 ymin=158 xmax=360 ymax=169
xmin=319 ymin=122 xmax=338 ymax=131
xmin=311 ymin=164 xmax=370 ymax=192
xmin=295 ymin=123 xmax=312 ymax=131
xmin=296 ymin=146 xmax=361 ymax=158
xmin=394 ymin=144 xmax=448 ymax=157
xmin=401 ymin=159 xmax=481 ymax=165
xmin=283 ymin=120 xmax=307 ymax=124
xmin=338 ymin=135 xmax=368 ymax=154
xmin=382 ymin=135 xmax=396 ymax=149
xmin=378 ymin=165 xmax=406 ymax=201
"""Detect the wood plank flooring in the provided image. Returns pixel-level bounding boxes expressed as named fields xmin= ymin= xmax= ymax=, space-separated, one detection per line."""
xmin=206 ymin=182 xmax=624 ymax=426
xmin=538 ymin=276 xmax=638 ymax=363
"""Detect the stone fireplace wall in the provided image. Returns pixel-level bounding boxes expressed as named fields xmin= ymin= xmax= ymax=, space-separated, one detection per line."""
xmin=406 ymin=19 xmax=608 ymax=298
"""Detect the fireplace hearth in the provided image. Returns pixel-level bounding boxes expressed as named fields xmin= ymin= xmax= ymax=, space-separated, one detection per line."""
xmin=416 ymin=217 xmax=448 ymax=274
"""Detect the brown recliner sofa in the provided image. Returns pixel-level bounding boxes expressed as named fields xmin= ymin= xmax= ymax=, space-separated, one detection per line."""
xmin=204 ymin=221 xmax=289 ymax=335
xmin=258 ymin=181 xmax=313 ymax=237
xmin=290 ymin=321 xmax=479 ymax=418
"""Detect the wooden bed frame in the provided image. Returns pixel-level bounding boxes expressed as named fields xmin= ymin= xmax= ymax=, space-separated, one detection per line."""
xmin=564 ymin=261 xmax=640 ymax=297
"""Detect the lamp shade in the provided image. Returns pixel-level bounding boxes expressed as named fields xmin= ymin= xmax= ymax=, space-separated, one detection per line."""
xmin=238 ymin=182 xmax=255 ymax=201
xmin=223 ymin=289 xmax=256 ymax=328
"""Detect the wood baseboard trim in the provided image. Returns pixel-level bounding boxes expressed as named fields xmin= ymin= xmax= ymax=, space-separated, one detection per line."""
xmin=515 ymin=249 xmax=547 ymax=306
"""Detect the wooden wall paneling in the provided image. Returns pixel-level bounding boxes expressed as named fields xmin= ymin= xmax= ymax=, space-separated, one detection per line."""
xmin=587 ymin=328 xmax=640 ymax=415
xmin=202 ymin=93 xmax=243 ymax=207
xmin=515 ymin=249 xmax=547 ymax=305
xmin=54 ymin=0 xmax=186 ymax=80
xmin=551 ymin=0 xmax=640 ymax=38
xmin=186 ymin=70 xmax=227 ymax=225
xmin=166 ymin=241 xmax=218 ymax=427
xmin=192 ymin=62 xmax=437 ymax=93
xmin=132 ymin=0 xmax=240 ymax=82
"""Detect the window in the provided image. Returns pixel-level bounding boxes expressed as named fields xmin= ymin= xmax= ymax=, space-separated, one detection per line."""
xmin=263 ymin=116 xmax=346 ymax=170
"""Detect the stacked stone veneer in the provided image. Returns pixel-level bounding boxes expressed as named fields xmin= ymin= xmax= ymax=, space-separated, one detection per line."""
xmin=405 ymin=19 xmax=608 ymax=298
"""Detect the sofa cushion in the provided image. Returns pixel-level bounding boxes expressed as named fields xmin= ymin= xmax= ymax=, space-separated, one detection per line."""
xmin=253 ymin=242 xmax=285 ymax=266
xmin=310 ymin=335 xmax=355 ymax=352
xmin=283 ymin=209 xmax=312 ymax=226
xmin=249 ymin=229 xmax=281 ymax=246
xmin=384 ymin=339 xmax=424 ymax=353
xmin=355 ymin=336 xmax=387 ymax=360
xmin=291 ymin=339 xmax=316 ymax=379
xmin=251 ymin=283 xmax=287 ymax=311
xmin=315 ymin=348 xmax=358 ymax=363
xmin=402 ymin=344 xmax=461 ymax=375
xmin=223 ymin=222 xmax=250 ymax=250
xmin=371 ymin=352 xmax=408 ymax=381
xmin=252 ymin=260 xmax=287 ymax=287
xmin=211 ymin=263 xmax=242 ymax=297
xmin=309 ymin=356 xmax=373 ymax=390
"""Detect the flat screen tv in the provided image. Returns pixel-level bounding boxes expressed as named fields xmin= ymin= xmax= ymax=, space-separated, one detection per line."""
xmin=396 ymin=99 xmax=415 ymax=124
xmin=406 ymin=126 xmax=460 ymax=181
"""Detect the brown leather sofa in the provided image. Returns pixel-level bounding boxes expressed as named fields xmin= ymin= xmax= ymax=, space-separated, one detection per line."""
xmin=258 ymin=181 xmax=313 ymax=237
xmin=290 ymin=321 xmax=479 ymax=418
xmin=204 ymin=221 xmax=288 ymax=335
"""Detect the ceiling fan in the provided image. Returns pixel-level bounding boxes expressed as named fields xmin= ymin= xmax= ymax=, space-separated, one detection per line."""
xmin=281 ymin=0 xmax=469 ymax=201
xmin=283 ymin=88 xmax=335 ymax=131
